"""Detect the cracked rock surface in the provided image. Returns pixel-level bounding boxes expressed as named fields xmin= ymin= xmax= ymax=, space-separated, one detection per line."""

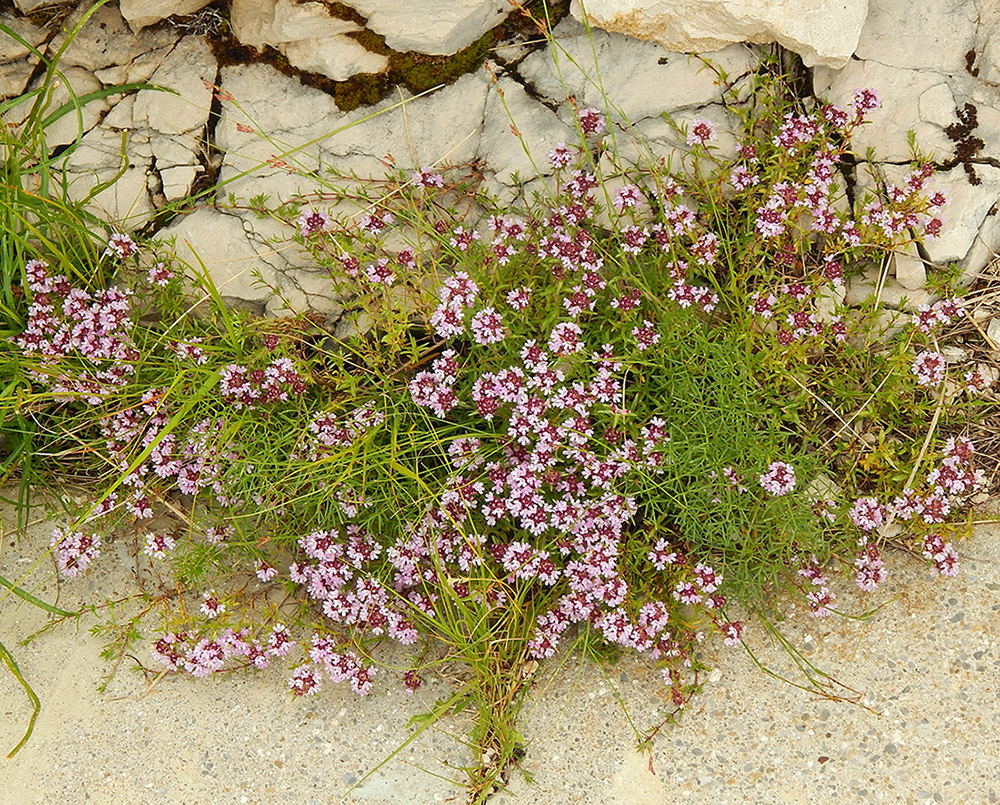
xmin=0 ymin=0 xmax=997 ymax=314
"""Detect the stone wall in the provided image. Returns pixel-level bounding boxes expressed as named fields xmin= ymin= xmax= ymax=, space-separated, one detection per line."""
xmin=1 ymin=0 xmax=997 ymax=314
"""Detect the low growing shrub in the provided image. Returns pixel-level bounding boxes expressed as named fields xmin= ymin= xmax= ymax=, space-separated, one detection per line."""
xmin=3 ymin=24 xmax=990 ymax=799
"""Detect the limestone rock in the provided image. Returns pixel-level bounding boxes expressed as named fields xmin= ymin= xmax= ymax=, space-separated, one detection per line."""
xmin=812 ymin=62 xmax=955 ymax=163
xmin=892 ymin=242 xmax=927 ymax=291
xmin=479 ymin=72 xmax=574 ymax=189
xmin=53 ymin=4 xmax=179 ymax=72
xmin=216 ymin=63 xmax=486 ymax=201
xmin=62 ymin=127 xmax=155 ymax=229
xmin=517 ymin=19 xmax=756 ymax=124
xmin=231 ymin=0 xmax=362 ymax=48
xmin=161 ymin=208 xmax=280 ymax=305
xmin=119 ymin=0 xmax=215 ymax=31
xmin=133 ymin=36 xmax=215 ymax=136
xmin=853 ymin=162 xmax=1000 ymax=280
xmin=4 ymin=66 xmax=106 ymax=148
xmin=12 ymin=0 xmax=60 ymax=12
xmin=341 ymin=0 xmax=512 ymax=56
xmin=569 ymin=0 xmax=868 ymax=68
xmin=283 ymin=36 xmax=388 ymax=82
xmin=853 ymin=0 xmax=984 ymax=74
xmin=0 ymin=13 xmax=49 ymax=61
xmin=230 ymin=0 xmax=387 ymax=81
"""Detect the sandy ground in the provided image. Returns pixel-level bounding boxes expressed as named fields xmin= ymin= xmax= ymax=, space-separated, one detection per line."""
xmin=1 ymin=494 xmax=998 ymax=805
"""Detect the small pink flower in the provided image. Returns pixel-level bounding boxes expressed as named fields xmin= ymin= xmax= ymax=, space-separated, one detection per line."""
xmin=142 ymin=531 xmax=176 ymax=560
xmin=298 ymin=209 xmax=332 ymax=237
xmin=911 ymin=351 xmax=946 ymax=386
xmin=200 ymin=592 xmax=226 ymax=619
xmin=758 ymin=461 xmax=796 ymax=496
xmin=147 ymin=262 xmax=174 ymax=286
xmin=849 ymin=497 xmax=884 ymax=531
xmin=686 ymin=118 xmax=717 ymax=146
xmin=578 ymin=107 xmax=605 ymax=137
xmin=548 ymin=142 xmax=573 ymax=169
xmin=105 ymin=232 xmax=137 ymax=260
xmin=470 ymin=307 xmax=507 ymax=345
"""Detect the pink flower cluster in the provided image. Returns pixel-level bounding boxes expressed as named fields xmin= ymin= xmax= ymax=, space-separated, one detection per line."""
xmin=301 ymin=403 xmax=385 ymax=459
xmin=151 ymin=624 xmax=293 ymax=678
xmin=49 ymin=528 xmax=102 ymax=578
xmin=13 ymin=259 xmax=139 ymax=404
xmin=911 ymin=351 xmax=947 ymax=387
xmin=288 ymin=527 xmax=418 ymax=651
xmin=921 ymin=533 xmax=959 ymax=577
xmin=409 ymin=350 xmax=460 ymax=417
xmin=219 ymin=357 xmax=307 ymax=408
xmin=758 ymin=461 xmax=796 ymax=496
xmin=913 ymin=298 xmax=963 ymax=334
xmin=796 ymin=555 xmax=837 ymax=617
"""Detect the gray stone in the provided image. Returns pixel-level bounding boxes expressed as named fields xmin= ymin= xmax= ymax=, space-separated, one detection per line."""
xmin=12 ymin=0 xmax=60 ymax=11
xmin=53 ymin=4 xmax=179 ymax=73
xmin=479 ymin=71 xmax=574 ymax=189
xmin=853 ymin=0 xmax=983 ymax=74
xmin=569 ymin=0 xmax=868 ymax=68
xmin=216 ymin=63 xmax=488 ymax=202
xmin=892 ymin=242 xmax=927 ymax=291
xmin=342 ymin=0 xmax=513 ymax=56
xmin=160 ymin=207 xmax=280 ymax=305
xmin=62 ymin=127 xmax=156 ymax=230
xmin=133 ymin=36 xmax=215 ymax=136
xmin=518 ymin=20 xmax=756 ymax=124
xmin=812 ymin=61 xmax=955 ymax=163
xmin=986 ymin=317 xmax=1000 ymax=349
xmin=283 ymin=36 xmax=388 ymax=82
xmin=4 ymin=66 xmax=107 ymax=148
xmin=0 ymin=13 xmax=50 ymax=61
xmin=230 ymin=0 xmax=386 ymax=80
xmin=0 ymin=60 xmax=37 ymax=100
xmin=923 ymin=166 xmax=1000 ymax=268
xmin=232 ymin=0 xmax=362 ymax=48
xmin=119 ymin=0 xmax=215 ymax=31
xmin=959 ymin=210 xmax=1000 ymax=287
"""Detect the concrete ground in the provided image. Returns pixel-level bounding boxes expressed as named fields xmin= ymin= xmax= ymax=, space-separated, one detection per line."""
xmin=1 ymin=496 xmax=998 ymax=804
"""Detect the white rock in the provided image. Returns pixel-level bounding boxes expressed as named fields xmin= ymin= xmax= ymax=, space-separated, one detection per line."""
xmin=569 ymin=0 xmax=867 ymax=68
xmin=479 ymin=72 xmax=574 ymax=189
xmin=231 ymin=0 xmax=361 ymax=48
xmin=4 ymin=66 xmax=106 ymax=148
xmin=230 ymin=0 xmax=386 ymax=81
xmin=812 ymin=61 xmax=954 ymax=163
xmin=517 ymin=19 xmax=756 ymax=124
xmin=877 ymin=279 xmax=934 ymax=311
xmin=923 ymin=166 xmax=1000 ymax=268
xmin=216 ymin=63 xmax=487 ymax=202
xmin=54 ymin=4 xmax=179 ymax=72
xmin=134 ymin=36 xmax=215 ymax=135
xmin=161 ymin=207 xmax=279 ymax=305
xmin=981 ymin=16 xmax=1000 ymax=84
xmin=0 ymin=13 xmax=49 ymax=61
xmin=892 ymin=242 xmax=926 ymax=291
xmin=120 ymin=0 xmax=215 ymax=31
xmin=0 ymin=61 xmax=37 ymax=100
xmin=12 ymin=0 xmax=54 ymax=12
xmin=853 ymin=0 xmax=979 ymax=73
xmin=102 ymin=94 xmax=135 ymax=129
xmin=845 ymin=262 xmax=933 ymax=311
xmin=958 ymin=209 xmax=1000 ymax=287
xmin=62 ymin=127 xmax=155 ymax=230
xmin=283 ymin=37 xmax=388 ymax=82
xmin=987 ymin=317 xmax=1000 ymax=349
xmin=342 ymin=0 xmax=512 ymax=56
xmin=852 ymin=160 xmax=1000 ymax=275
